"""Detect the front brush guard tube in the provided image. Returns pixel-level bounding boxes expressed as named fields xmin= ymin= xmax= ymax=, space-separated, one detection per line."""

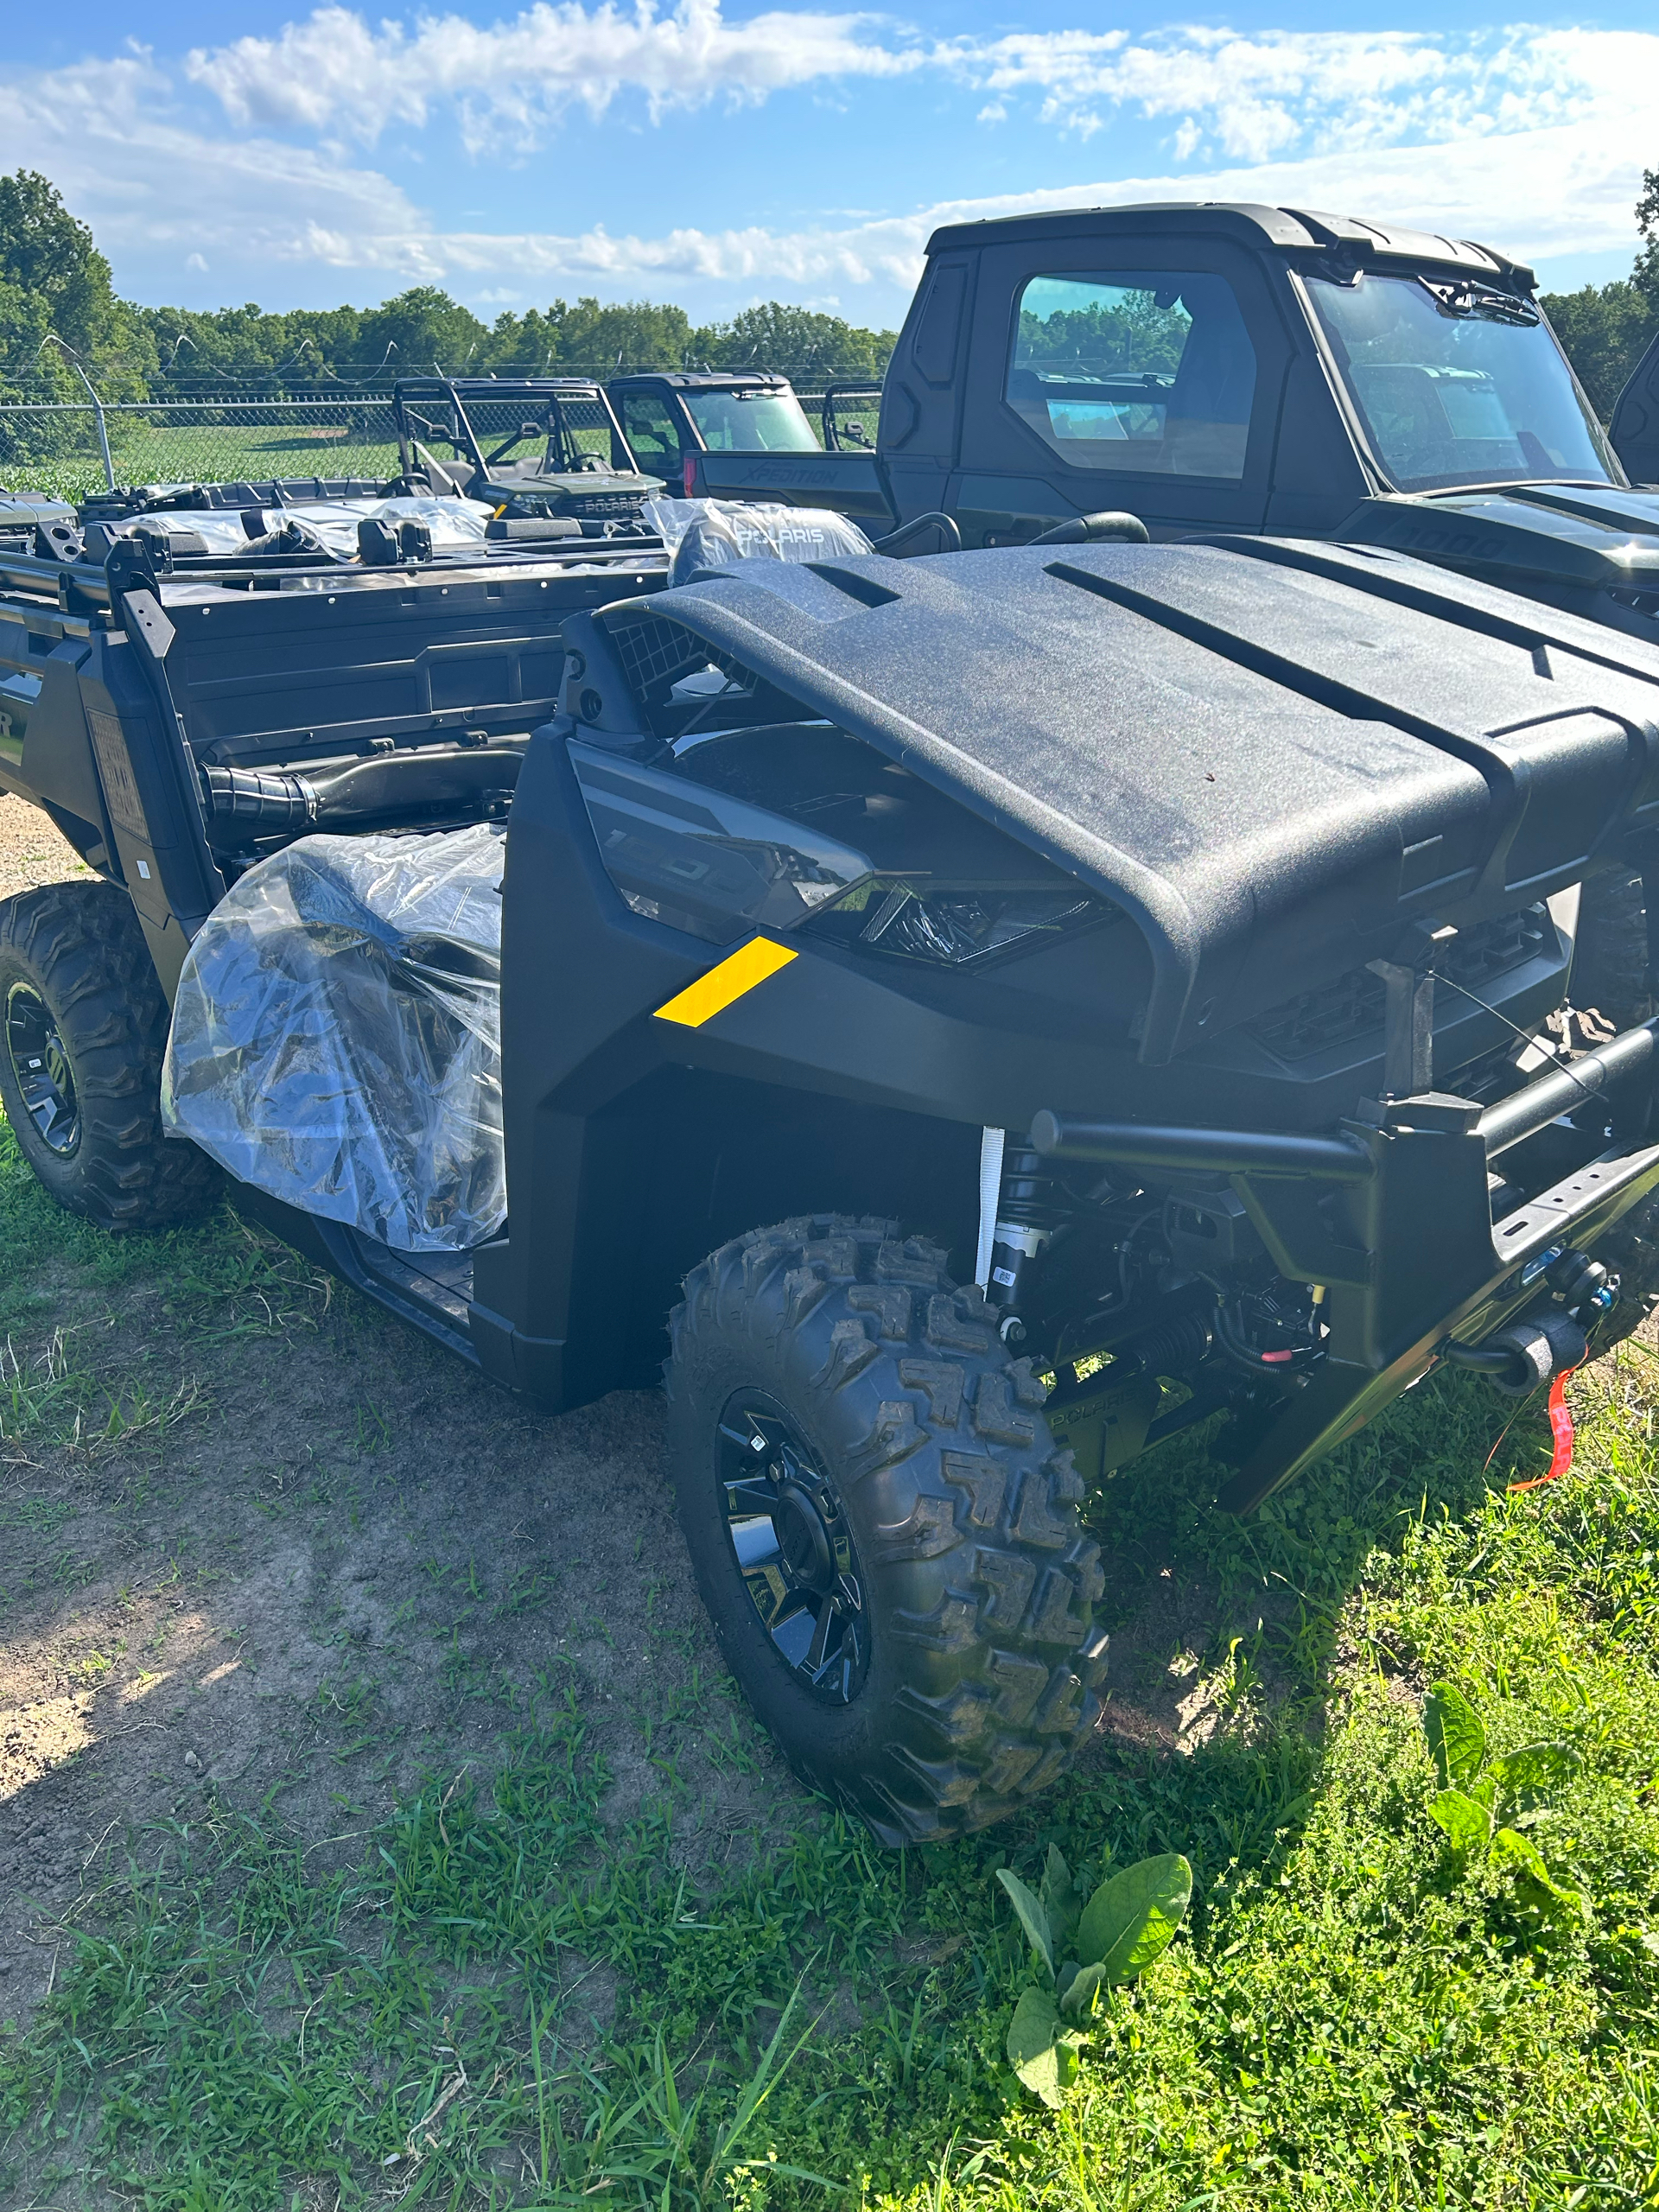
xmin=1034 ymin=1015 xmax=1659 ymax=1514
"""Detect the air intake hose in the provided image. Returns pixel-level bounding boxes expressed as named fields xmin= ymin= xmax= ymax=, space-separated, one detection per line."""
xmin=199 ymin=765 xmax=320 ymax=828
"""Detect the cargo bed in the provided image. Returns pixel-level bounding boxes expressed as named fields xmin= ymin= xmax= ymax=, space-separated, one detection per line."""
xmin=0 ymin=527 xmax=670 ymax=992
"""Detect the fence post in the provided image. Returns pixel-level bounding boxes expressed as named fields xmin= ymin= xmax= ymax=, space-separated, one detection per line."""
xmin=72 ymin=360 xmax=117 ymax=492
xmin=40 ymin=336 xmax=117 ymax=493
xmin=41 ymin=337 xmax=117 ymax=491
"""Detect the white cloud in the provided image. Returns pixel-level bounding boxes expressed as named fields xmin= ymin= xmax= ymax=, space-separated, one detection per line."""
xmin=3 ymin=20 xmax=1657 ymax=313
xmin=308 ymin=82 xmax=1659 ymax=293
xmin=174 ymin=6 xmax=1659 ymax=182
xmin=3 ymin=53 xmax=448 ymax=283
xmin=185 ymin=0 xmax=936 ymax=149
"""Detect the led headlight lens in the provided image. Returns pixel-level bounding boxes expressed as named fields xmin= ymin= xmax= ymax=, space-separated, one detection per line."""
xmin=810 ymin=877 xmax=1106 ymax=967
xmin=571 ymin=739 xmax=873 ymax=944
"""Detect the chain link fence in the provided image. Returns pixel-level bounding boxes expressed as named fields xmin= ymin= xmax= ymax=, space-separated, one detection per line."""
xmin=0 ymin=396 xmax=405 ymax=501
xmin=0 ymin=378 xmax=887 ymax=502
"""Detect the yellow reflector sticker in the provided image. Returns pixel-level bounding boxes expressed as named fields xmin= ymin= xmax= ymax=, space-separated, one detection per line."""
xmin=653 ymin=937 xmax=798 ymax=1028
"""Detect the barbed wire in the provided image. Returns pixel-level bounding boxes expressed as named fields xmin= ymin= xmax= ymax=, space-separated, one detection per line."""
xmin=0 ymin=356 xmax=891 ymax=403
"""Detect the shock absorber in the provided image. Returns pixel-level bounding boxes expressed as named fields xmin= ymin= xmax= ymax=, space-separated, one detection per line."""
xmin=985 ymin=1134 xmax=1068 ymax=1331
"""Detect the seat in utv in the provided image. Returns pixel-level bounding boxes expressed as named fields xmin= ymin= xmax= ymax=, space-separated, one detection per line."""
xmin=7 ymin=524 xmax=1659 ymax=1841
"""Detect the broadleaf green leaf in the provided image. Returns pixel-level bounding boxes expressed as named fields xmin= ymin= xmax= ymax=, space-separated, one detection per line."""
xmin=1427 ymin=1787 xmax=1493 ymax=1856
xmin=1489 ymin=1824 xmax=1552 ymax=1882
xmin=1075 ymin=1853 xmax=1193 ymax=1983
xmin=1491 ymin=1826 xmax=1591 ymax=1920
xmin=1058 ymin=1960 xmax=1110 ymax=2017
xmin=996 ymin=1869 xmax=1054 ymax=1976
xmin=1007 ymin=1987 xmax=1071 ymax=2107
xmin=1424 ymin=1683 xmax=1485 ymax=1789
xmin=1040 ymin=1844 xmax=1081 ymax=1948
xmin=1491 ymin=1740 xmax=1580 ymax=1815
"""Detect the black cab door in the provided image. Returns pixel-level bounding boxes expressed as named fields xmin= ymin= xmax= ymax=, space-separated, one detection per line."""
xmin=950 ymin=236 xmax=1296 ymax=543
xmin=614 ymin=381 xmax=690 ymax=483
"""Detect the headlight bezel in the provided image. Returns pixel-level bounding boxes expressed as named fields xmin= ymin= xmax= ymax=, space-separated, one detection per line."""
xmin=569 ymin=736 xmax=874 ymax=946
xmin=805 ymin=874 xmax=1111 ymax=970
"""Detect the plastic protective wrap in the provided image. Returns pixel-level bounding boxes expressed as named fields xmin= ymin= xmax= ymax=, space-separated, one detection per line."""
xmin=117 ymin=496 xmax=497 ymax=559
xmin=162 ymin=823 xmax=506 ymax=1252
xmin=643 ymin=497 xmax=874 ymax=587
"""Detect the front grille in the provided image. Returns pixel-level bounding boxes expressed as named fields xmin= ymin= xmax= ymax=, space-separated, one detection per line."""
xmin=567 ymin=492 xmax=647 ymax=519
xmin=603 ymin=608 xmax=749 ymax=708
xmin=1250 ymin=906 xmax=1553 ymax=1060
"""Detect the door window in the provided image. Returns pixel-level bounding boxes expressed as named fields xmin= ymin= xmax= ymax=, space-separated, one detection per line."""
xmin=1006 ymin=271 xmax=1257 ymax=480
xmin=620 ymin=391 xmax=683 ymax=467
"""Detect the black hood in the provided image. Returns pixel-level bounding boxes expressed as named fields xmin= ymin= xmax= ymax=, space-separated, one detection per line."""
xmin=598 ymin=537 xmax=1659 ymax=1062
xmin=1341 ymin=483 xmax=1659 ymax=612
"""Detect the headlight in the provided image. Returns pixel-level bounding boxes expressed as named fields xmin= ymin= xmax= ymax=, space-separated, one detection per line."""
xmin=570 ymin=739 xmax=873 ymax=944
xmin=807 ymin=877 xmax=1108 ymax=968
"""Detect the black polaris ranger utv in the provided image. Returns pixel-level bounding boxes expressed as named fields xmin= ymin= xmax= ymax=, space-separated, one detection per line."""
xmin=608 ymin=371 xmax=893 ymax=523
xmin=392 ymin=375 xmax=664 ymax=522
xmin=710 ymin=204 xmax=1659 ymax=634
xmin=7 ymin=517 xmax=1659 ymax=1843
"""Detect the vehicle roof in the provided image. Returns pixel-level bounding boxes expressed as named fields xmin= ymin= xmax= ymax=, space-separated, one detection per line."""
xmin=609 ymin=537 xmax=1659 ymax=1060
xmin=396 ymin=375 xmax=607 ymax=401
xmin=925 ymin=200 xmax=1535 ymax=288
xmin=609 ymin=372 xmax=796 ymax=391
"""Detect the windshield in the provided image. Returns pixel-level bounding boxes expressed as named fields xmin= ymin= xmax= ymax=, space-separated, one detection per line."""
xmin=467 ymin=392 xmax=620 ymax=473
xmin=1306 ymin=270 xmax=1619 ymax=493
xmin=683 ymin=389 xmax=821 ymax=453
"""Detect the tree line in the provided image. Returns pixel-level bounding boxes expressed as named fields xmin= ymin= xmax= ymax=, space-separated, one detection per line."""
xmin=0 ymin=173 xmax=896 ymax=398
xmin=1536 ymin=169 xmax=1658 ymax=419
xmin=2 ymin=164 xmax=1657 ymax=418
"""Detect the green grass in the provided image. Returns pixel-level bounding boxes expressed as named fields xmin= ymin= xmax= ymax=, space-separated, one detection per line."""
xmin=6 ymin=1104 xmax=1659 ymax=2203
xmin=2 ymin=408 xmax=863 ymax=501
xmin=1 ymin=424 xmax=406 ymax=502
xmin=0 ymin=1122 xmax=330 ymax=1456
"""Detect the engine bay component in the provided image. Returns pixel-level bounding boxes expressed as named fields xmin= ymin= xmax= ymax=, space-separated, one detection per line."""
xmin=197 ymin=741 xmax=528 ymax=846
xmin=1446 ymin=1308 xmax=1590 ymax=1395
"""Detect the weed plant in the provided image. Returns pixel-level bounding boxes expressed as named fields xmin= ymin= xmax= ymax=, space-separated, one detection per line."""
xmin=5 ymin=1117 xmax=1659 ymax=2202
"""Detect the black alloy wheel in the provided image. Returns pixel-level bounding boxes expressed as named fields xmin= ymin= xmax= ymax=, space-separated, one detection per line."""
xmin=717 ymin=1391 xmax=871 ymax=1705
xmin=0 ymin=879 xmax=219 ymax=1227
xmin=666 ymin=1214 xmax=1109 ymax=1844
xmin=5 ymin=980 xmax=79 ymax=1155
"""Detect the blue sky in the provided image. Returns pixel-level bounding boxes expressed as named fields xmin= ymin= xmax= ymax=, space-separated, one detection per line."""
xmin=5 ymin=0 xmax=1657 ymax=324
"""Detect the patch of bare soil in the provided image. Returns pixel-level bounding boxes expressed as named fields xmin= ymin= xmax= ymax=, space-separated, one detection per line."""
xmin=0 ymin=797 xmax=89 ymax=900
xmin=0 ymin=806 xmax=787 ymax=2033
xmin=0 ymin=1251 xmax=809 ymax=2031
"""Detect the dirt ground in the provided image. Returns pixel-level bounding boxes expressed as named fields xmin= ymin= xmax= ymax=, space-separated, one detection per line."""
xmin=0 ymin=794 xmax=1250 ymax=2040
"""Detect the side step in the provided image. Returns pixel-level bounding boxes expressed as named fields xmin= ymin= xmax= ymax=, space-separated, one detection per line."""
xmin=228 ymin=1187 xmax=481 ymax=1364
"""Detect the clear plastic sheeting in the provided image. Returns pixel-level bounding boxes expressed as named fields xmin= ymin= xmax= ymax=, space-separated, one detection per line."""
xmin=162 ymin=823 xmax=506 ymax=1253
xmin=112 ymin=495 xmax=497 ymax=559
xmin=643 ymin=497 xmax=874 ymax=587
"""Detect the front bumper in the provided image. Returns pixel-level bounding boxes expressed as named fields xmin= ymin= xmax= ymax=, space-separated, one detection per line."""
xmin=1036 ymin=1016 xmax=1659 ymax=1511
